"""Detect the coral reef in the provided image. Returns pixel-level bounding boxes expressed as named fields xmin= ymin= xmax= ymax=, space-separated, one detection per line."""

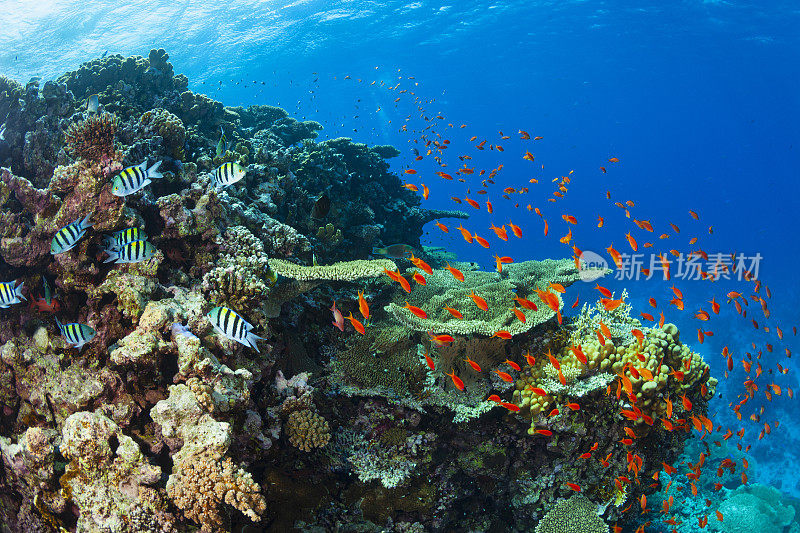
xmin=0 ymin=49 xmax=727 ymax=533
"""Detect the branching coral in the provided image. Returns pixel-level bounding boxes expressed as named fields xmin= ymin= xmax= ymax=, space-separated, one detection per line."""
xmin=64 ymin=112 xmax=118 ymax=161
xmin=166 ymin=447 xmax=266 ymax=532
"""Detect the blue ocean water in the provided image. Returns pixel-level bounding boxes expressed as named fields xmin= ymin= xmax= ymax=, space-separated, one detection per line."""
xmin=1 ymin=0 xmax=799 ymax=529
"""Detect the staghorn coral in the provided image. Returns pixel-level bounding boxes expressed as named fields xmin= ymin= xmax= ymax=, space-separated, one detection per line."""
xmin=64 ymin=112 xmax=118 ymax=161
xmin=534 ymin=495 xmax=609 ymax=533
xmin=286 ymin=409 xmax=331 ymax=451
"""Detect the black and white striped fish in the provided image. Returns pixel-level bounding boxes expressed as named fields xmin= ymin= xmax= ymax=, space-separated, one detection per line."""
xmin=103 ymin=239 xmax=157 ymax=264
xmin=51 ymin=213 xmax=93 ymax=254
xmin=0 ymin=281 xmax=25 ymax=308
xmin=211 ymin=162 xmax=246 ymax=189
xmin=103 ymin=227 xmax=147 ymax=251
xmin=111 ymin=161 xmax=163 ymax=196
xmin=55 ymin=318 xmax=95 ymax=350
xmin=206 ymin=306 xmax=262 ymax=352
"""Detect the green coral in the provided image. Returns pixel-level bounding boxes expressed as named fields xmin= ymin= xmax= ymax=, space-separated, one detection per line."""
xmin=534 ymin=495 xmax=609 ymax=533
xmin=270 ymin=257 xmax=397 ymax=281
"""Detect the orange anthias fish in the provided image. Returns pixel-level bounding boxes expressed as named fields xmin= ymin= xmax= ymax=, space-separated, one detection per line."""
xmin=435 ymin=221 xmax=449 ymax=233
xmin=429 ymin=332 xmax=455 ymax=346
xmin=456 ymin=224 xmax=474 ymax=243
xmin=383 ymin=268 xmax=411 ymax=293
xmin=402 ymin=301 xmax=428 ymax=319
xmin=490 ymin=223 xmax=509 ymax=241
xmin=469 ymin=290 xmax=488 ymax=311
xmin=445 ymin=262 xmax=465 ymax=282
xmin=443 ymin=306 xmax=463 ymax=319
xmin=513 ymin=296 xmax=538 ymax=310
xmin=504 ymin=359 xmax=521 ymax=371
xmin=346 ymin=312 xmax=366 ymax=335
xmin=508 ymin=221 xmax=522 ymax=238
xmin=446 ymin=369 xmax=465 ymax=391
xmin=494 ymin=369 xmax=514 ymax=382
xmin=423 ymin=350 xmax=435 ymax=371
xmin=409 ymin=253 xmax=433 ymax=274
xmin=357 ymin=290 xmax=370 ymax=320
xmin=492 ymin=330 xmax=512 ymax=340
xmin=473 ymin=233 xmax=490 ymax=248
xmin=464 ymin=356 xmax=482 ymax=372
xmin=412 ymin=272 xmax=427 ymax=285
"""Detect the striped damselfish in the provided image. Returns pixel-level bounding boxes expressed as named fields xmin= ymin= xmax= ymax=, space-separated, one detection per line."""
xmin=0 ymin=281 xmax=25 ymax=308
xmin=112 ymin=161 xmax=163 ymax=196
xmin=212 ymin=162 xmax=246 ymax=189
xmin=206 ymin=306 xmax=262 ymax=352
xmin=55 ymin=318 xmax=95 ymax=350
xmin=51 ymin=213 xmax=93 ymax=254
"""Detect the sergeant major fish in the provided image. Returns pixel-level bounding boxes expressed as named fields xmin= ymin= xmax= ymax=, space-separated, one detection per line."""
xmin=55 ymin=318 xmax=95 ymax=350
xmin=207 ymin=306 xmax=262 ymax=352
xmin=0 ymin=281 xmax=25 ymax=308
xmin=51 ymin=213 xmax=93 ymax=254
xmin=103 ymin=240 xmax=157 ymax=264
xmin=103 ymin=227 xmax=147 ymax=251
xmin=212 ymin=162 xmax=246 ymax=189
xmin=111 ymin=161 xmax=163 ymax=196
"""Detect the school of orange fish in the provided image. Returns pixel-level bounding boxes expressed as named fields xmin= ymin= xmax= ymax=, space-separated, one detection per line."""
xmin=323 ymin=70 xmax=795 ymax=531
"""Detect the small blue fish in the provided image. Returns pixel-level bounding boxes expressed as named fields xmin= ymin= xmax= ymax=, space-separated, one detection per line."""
xmin=55 ymin=318 xmax=95 ymax=350
xmin=207 ymin=306 xmax=262 ymax=352
xmin=51 ymin=214 xmax=93 ymax=254
xmin=0 ymin=281 xmax=25 ymax=308
xmin=111 ymin=161 xmax=162 ymax=197
xmin=103 ymin=240 xmax=157 ymax=264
